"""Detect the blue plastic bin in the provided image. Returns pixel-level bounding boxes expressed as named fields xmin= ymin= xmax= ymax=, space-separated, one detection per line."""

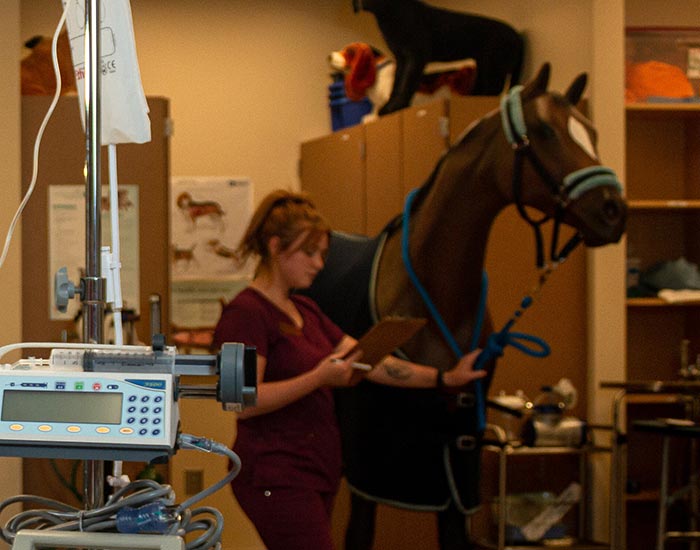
xmin=328 ymin=80 xmax=372 ymax=131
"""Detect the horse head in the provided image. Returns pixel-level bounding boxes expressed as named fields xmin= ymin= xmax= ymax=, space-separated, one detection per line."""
xmin=500 ymin=63 xmax=626 ymax=252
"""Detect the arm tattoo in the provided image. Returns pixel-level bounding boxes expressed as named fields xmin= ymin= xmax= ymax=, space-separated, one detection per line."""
xmin=382 ymin=359 xmax=412 ymax=380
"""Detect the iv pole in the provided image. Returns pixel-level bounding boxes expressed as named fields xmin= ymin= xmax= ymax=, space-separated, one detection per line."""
xmin=82 ymin=0 xmax=106 ymax=509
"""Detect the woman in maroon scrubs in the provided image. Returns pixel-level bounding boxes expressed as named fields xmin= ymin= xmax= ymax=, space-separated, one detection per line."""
xmin=212 ymin=189 xmax=483 ymax=550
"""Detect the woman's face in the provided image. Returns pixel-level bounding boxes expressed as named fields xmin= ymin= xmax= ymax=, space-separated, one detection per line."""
xmin=276 ymin=231 xmax=329 ymax=289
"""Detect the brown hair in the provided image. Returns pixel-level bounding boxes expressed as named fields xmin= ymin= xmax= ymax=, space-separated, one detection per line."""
xmin=236 ymin=189 xmax=330 ymax=271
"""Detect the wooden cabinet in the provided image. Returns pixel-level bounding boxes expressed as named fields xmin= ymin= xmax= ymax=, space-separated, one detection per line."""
xmin=300 ymin=99 xmax=449 ymax=237
xmin=625 ymin=105 xmax=700 ymax=379
xmin=19 ymin=95 xmax=172 ymax=510
xmin=20 ymin=95 xmax=172 ymax=345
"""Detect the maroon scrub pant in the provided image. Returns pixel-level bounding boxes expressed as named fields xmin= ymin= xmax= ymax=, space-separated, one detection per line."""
xmin=233 ymin=483 xmax=336 ymax=550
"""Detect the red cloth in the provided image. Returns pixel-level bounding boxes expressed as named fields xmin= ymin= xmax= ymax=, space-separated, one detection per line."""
xmin=212 ymin=288 xmax=345 ymax=494
xmin=418 ymin=65 xmax=477 ymax=95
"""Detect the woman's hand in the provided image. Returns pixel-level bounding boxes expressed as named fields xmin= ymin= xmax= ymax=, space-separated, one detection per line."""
xmin=314 ymin=350 xmax=366 ymax=388
xmin=443 ymin=349 xmax=487 ymax=387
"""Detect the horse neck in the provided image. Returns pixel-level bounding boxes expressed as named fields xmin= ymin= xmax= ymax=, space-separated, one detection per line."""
xmin=408 ymin=123 xmax=510 ymax=301
xmin=374 ymin=117 xmax=511 ymax=357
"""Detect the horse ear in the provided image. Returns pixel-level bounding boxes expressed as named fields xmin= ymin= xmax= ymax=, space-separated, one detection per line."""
xmin=520 ymin=63 xmax=551 ymax=99
xmin=565 ymin=73 xmax=588 ymax=105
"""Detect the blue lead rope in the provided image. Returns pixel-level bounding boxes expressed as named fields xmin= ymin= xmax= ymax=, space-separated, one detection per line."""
xmin=401 ymin=188 xmax=550 ymax=431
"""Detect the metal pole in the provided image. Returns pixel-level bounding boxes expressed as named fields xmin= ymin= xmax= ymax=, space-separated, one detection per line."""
xmin=82 ymin=0 xmax=105 ymax=510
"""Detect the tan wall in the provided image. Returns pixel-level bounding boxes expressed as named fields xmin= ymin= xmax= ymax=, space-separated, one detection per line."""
xmin=21 ymin=0 xmax=594 ymax=205
xmin=0 ymin=1 xmax=25 ymax=545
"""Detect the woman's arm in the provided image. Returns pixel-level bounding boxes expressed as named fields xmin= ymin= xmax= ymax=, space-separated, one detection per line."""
xmin=237 ymin=345 xmax=364 ymax=419
xmin=366 ymin=349 xmax=485 ymax=389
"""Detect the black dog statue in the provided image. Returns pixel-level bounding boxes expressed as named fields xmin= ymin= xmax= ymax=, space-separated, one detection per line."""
xmin=353 ymin=0 xmax=524 ymax=115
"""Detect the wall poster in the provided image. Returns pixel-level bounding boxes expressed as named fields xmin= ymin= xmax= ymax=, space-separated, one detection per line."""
xmin=169 ymin=177 xmax=254 ymax=351
xmin=48 ymin=184 xmax=140 ymax=321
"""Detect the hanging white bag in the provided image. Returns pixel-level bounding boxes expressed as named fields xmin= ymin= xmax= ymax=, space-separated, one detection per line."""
xmin=61 ymin=0 xmax=151 ymax=144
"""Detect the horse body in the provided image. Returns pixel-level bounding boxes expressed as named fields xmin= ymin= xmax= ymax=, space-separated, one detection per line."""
xmin=305 ymin=64 xmax=626 ymax=547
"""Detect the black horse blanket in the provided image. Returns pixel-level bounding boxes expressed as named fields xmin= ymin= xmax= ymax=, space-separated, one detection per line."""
xmin=302 ymin=229 xmax=482 ymax=512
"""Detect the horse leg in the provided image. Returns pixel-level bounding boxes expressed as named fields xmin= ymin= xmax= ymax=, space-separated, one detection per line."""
xmin=344 ymin=492 xmax=377 ymax=550
xmin=437 ymin=502 xmax=473 ymax=550
xmin=379 ymin=55 xmax=426 ymax=115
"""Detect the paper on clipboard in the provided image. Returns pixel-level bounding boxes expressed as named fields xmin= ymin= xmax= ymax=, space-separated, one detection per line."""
xmin=346 ymin=317 xmax=427 ymax=367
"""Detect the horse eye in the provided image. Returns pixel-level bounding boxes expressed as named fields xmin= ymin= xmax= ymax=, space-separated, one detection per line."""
xmin=533 ymin=122 xmax=556 ymax=140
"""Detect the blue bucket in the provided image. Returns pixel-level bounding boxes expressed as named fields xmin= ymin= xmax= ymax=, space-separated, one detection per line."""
xmin=328 ymin=82 xmax=372 ymax=131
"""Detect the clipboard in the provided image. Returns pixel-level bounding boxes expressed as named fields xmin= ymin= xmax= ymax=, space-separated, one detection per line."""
xmin=345 ymin=317 xmax=427 ymax=367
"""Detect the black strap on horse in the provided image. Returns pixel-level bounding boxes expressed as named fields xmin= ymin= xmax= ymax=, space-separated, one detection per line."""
xmin=501 ymin=85 xmax=585 ymax=269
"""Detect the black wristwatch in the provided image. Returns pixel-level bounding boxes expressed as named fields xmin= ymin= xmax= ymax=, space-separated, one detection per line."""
xmin=436 ymin=369 xmax=445 ymax=389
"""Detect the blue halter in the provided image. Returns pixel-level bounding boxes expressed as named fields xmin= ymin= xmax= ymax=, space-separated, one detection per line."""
xmin=501 ymin=85 xmax=623 ymax=267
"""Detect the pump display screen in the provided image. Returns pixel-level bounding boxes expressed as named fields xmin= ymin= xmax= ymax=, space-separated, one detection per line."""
xmin=1 ymin=390 xmax=123 ymax=424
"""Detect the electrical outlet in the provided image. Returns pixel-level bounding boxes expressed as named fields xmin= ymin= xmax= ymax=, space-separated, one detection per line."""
xmin=184 ymin=469 xmax=204 ymax=495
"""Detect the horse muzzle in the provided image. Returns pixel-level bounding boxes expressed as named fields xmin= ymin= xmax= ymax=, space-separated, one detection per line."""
xmin=565 ymin=184 xmax=627 ymax=247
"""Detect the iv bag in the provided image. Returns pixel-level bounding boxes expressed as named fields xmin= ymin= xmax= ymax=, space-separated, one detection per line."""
xmin=61 ymin=0 xmax=151 ymax=144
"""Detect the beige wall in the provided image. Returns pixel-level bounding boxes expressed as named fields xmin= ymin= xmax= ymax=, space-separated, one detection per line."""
xmin=0 ymin=0 xmax=25 ymax=543
xmin=21 ymin=0 xmax=595 ymax=205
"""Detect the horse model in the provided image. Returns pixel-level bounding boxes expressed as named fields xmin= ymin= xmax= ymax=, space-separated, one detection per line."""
xmin=303 ymin=63 xmax=627 ymax=549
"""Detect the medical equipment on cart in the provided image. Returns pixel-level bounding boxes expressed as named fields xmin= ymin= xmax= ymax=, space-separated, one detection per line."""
xmin=0 ymin=341 xmax=255 ymax=461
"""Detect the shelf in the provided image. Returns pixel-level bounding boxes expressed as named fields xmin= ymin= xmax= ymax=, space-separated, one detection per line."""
xmin=627 ymin=297 xmax=700 ymax=307
xmin=628 ymin=199 xmax=700 ymax=210
xmin=627 ymin=102 xmax=700 ymax=114
xmin=482 ymin=443 xmax=590 ymax=456
xmin=473 ymin=537 xmax=609 ymax=550
xmin=625 ymin=489 xmax=660 ymax=503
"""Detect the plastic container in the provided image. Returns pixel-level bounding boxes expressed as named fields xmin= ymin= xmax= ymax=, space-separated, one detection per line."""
xmin=626 ymin=27 xmax=700 ymax=102
xmin=328 ymin=80 xmax=372 ymax=132
xmin=531 ymin=386 xmax=566 ymax=425
xmin=491 ymin=491 xmax=575 ymax=544
xmin=489 ymin=390 xmax=528 ymax=442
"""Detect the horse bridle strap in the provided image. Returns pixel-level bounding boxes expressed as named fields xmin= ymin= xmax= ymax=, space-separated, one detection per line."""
xmin=500 ymin=85 xmax=622 ymax=268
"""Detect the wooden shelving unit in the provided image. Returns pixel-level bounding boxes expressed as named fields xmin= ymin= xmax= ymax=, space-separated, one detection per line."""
xmin=623 ymin=97 xmax=700 ymax=547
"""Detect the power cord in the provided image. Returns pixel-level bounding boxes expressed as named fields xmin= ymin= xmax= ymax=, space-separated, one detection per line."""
xmin=0 ymin=4 xmax=67 ymax=271
xmin=0 ymin=434 xmax=241 ymax=550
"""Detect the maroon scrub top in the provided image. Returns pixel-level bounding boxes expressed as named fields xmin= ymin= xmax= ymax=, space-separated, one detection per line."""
xmin=212 ymin=287 xmax=345 ymax=493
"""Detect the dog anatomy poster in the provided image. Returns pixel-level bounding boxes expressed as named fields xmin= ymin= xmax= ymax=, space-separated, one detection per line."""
xmin=170 ymin=177 xmax=253 ymax=343
xmin=48 ymin=184 xmax=140 ymax=321
xmin=170 ymin=176 xmax=254 ymax=281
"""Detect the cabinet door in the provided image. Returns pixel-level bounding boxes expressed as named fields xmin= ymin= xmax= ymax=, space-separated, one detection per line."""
xmin=365 ymin=110 xmax=403 ymax=236
xmin=401 ymin=99 xmax=449 ymax=196
xmin=300 ymin=125 xmax=366 ymax=234
xmin=21 ymin=96 xmax=171 ymax=345
xmin=449 ymin=96 xmax=500 ymax=144
xmin=20 ymin=95 xmax=171 ymax=504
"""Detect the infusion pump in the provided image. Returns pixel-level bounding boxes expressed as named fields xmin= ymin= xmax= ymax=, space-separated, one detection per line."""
xmin=0 ymin=343 xmax=256 ymax=461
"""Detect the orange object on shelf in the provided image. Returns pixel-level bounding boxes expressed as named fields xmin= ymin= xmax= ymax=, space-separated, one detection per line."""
xmin=626 ymin=60 xmax=695 ymax=103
